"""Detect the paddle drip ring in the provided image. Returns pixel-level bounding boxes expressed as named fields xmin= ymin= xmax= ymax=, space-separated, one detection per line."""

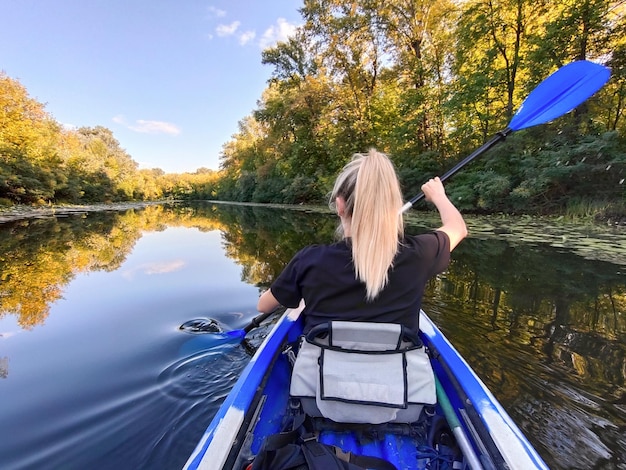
xmin=179 ymin=318 xmax=223 ymax=334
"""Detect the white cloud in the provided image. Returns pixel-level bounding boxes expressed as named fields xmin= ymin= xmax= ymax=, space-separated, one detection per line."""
xmin=207 ymin=6 xmax=226 ymax=18
xmin=259 ymin=18 xmax=297 ymax=49
xmin=130 ymin=120 xmax=181 ymax=135
xmin=216 ymin=21 xmax=240 ymax=37
xmin=113 ymin=115 xmax=181 ymax=136
xmin=239 ymin=30 xmax=256 ymax=46
xmin=121 ymin=260 xmax=186 ymax=279
xmin=142 ymin=260 xmax=186 ymax=275
xmin=212 ymin=18 xmax=298 ymax=48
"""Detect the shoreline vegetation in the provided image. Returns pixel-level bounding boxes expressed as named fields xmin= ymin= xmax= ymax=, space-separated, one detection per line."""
xmin=1 ymin=200 xmax=625 ymax=226
xmin=0 ymin=201 xmax=167 ymax=224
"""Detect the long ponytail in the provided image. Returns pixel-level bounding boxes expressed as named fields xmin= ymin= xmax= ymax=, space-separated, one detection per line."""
xmin=329 ymin=149 xmax=404 ymax=300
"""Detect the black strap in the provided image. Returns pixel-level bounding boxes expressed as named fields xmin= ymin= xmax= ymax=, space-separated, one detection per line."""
xmin=261 ymin=413 xmax=308 ymax=452
xmin=302 ymin=441 xmax=347 ymax=470
xmin=349 ymin=453 xmax=398 ymax=470
xmin=302 ymin=412 xmax=398 ymax=470
xmin=302 ymin=437 xmax=398 ymax=470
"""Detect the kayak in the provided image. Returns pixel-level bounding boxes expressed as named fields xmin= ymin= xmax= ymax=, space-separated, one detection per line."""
xmin=184 ymin=58 xmax=614 ymax=468
xmin=183 ymin=305 xmax=549 ymax=470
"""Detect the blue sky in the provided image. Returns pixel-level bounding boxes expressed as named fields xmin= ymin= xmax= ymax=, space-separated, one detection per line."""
xmin=1 ymin=0 xmax=303 ymax=173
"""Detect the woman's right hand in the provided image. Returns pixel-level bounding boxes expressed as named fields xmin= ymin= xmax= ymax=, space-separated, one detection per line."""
xmin=421 ymin=177 xmax=447 ymax=203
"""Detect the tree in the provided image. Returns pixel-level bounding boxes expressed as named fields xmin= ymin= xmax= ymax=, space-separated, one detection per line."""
xmin=449 ymin=0 xmax=540 ymax=155
xmin=76 ymin=126 xmax=138 ymax=201
xmin=376 ymin=0 xmax=456 ymax=155
xmin=0 ymin=73 xmax=66 ymax=203
xmin=301 ymin=0 xmax=385 ymax=152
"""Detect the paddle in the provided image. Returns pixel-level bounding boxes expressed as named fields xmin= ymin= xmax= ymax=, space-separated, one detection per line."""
xmin=400 ymin=59 xmax=611 ymax=213
xmin=178 ymin=309 xmax=283 ymax=355
xmin=221 ymin=309 xmax=281 ymax=340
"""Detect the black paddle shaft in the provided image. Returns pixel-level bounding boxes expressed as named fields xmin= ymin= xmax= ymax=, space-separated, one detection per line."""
xmin=243 ymin=309 xmax=279 ymax=333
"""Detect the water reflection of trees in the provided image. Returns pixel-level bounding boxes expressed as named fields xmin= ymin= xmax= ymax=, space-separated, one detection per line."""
xmin=2 ymin=203 xmax=625 ymax=389
xmin=419 ymin=237 xmax=626 ymax=468
xmin=0 ymin=203 xmax=336 ymax=329
xmin=429 ymin=237 xmax=625 ymax=385
xmin=446 ymin=239 xmax=624 ymax=354
xmin=0 ymin=203 xmax=240 ymax=328
xmin=197 ymin=203 xmax=337 ymax=288
xmin=1 ymin=209 xmax=145 ymax=328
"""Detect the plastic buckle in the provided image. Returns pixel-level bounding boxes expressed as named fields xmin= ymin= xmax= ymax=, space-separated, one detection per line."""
xmin=282 ymin=344 xmax=297 ymax=367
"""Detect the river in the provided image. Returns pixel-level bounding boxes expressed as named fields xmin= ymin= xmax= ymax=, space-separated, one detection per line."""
xmin=0 ymin=201 xmax=624 ymax=469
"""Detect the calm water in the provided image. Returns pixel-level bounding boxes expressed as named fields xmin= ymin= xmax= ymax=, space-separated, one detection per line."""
xmin=0 ymin=202 xmax=625 ymax=469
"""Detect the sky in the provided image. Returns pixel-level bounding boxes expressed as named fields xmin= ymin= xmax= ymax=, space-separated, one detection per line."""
xmin=0 ymin=0 xmax=303 ymax=173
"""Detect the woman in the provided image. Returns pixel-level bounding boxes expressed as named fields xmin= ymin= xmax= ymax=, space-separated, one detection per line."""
xmin=257 ymin=149 xmax=467 ymax=334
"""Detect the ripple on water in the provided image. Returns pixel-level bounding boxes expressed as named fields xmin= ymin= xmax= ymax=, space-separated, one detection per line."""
xmin=147 ymin=343 xmax=252 ymax=468
xmin=158 ymin=343 xmax=250 ymax=400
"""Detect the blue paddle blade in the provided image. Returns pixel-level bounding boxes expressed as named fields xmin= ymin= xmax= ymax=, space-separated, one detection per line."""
xmin=223 ymin=329 xmax=247 ymax=340
xmin=178 ymin=329 xmax=247 ymax=357
xmin=509 ymin=60 xmax=611 ymax=131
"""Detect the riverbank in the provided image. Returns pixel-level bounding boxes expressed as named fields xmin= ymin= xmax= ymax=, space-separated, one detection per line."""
xmin=1 ymin=200 xmax=625 ymax=227
xmin=0 ymin=202 xmax=168 ymax=224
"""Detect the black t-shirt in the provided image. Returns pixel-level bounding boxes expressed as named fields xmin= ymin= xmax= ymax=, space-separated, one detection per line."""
xmin=270 ymin=231 xmax=451 ymax=333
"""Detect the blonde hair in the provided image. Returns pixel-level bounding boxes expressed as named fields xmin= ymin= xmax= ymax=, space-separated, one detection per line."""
xmin=329 ymin=149 xmax=404 ymax=300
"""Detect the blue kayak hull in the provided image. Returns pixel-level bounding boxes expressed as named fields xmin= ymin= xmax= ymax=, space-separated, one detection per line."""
xmin=184 ymin=307 xmax=548 ymax=470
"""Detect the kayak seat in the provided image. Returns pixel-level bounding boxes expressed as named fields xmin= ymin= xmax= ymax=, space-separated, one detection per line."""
xmin=289 ymin=321 xmax=436 ymax=424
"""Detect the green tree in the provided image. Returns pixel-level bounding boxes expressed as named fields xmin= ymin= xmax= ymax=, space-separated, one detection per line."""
xmin=0 ymin=73 xmax=64 ymax=203
xmin=76 ymin=126 xmax=138 ymax=201
xmin=301 ymin=0 xmax=385 ymax=153
xmin=376 ymin=0 xmax=456 ymax=155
